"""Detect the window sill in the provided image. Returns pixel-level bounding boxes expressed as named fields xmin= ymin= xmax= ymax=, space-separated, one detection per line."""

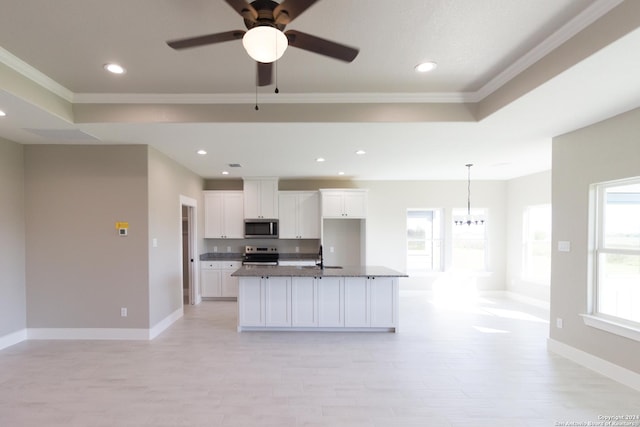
xmin=580 ymin=314 xmax=640 ymax=342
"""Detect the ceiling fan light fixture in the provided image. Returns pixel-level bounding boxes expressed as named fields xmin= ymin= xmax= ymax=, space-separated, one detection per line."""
xmin=242 ymin=26 xmax=288 ymax=63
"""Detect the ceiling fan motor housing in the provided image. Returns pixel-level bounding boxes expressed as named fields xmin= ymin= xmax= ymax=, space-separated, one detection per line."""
xmin=244 ymin=0 xmax=287 ymax=31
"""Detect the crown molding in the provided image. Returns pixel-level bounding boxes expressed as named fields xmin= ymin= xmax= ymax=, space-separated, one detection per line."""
xmin=72 ymin=91 xmax=475 ymax=104
xmin=0 ymin=47 xmax=74 ymax=102
xmin=474 ymin=0 xmax=623 ymax=100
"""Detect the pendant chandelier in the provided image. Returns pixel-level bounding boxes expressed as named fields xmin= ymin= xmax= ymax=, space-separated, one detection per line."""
xmin=454 ymin=164 xmax=486 ymax=226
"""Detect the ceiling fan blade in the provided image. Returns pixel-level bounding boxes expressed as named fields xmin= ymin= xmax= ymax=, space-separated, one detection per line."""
xmin=274 ymin=0 xmax=318 ymax=25
xmin=285 ymin=30 xmax=359 ymax=62
xmin=257 ymin=62 xmax=273 ymax=86
xmin=167 ymin=30 xmax=244 ymax=50
xmin=224 ymin=0 xmax=258 ymax=22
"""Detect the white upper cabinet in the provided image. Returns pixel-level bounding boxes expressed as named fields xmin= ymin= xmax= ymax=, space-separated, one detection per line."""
xmin=320 ymin=189 xmax=367 ymax=218
xmin=243 ymin=178 xmax=278 ymax=219
xmin=203 ymin=191 xmax=244 ymax=238
xmin=278 ymin=191 xmax=320 ymax=239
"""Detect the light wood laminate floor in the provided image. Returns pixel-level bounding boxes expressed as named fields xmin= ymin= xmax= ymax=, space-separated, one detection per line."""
xmin=1 ymin=291 xmax=639 ymax=426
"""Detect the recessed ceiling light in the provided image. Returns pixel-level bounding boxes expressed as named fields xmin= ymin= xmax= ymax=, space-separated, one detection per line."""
xmin=222 ymin=171 xmax=229 ymax=175
xmin=197 ymin=149 xmax=207 ymax=155
xmin=316 ymin=157 xmax=325 ymax=162
xmin=355 ymin=150 xmax=366 ymax=155
xmin=0 ymin=110 xmax=6 ymax=117
xmin=104 ymin=63 xmax=126 ymax=74
xmin=338 ymin=171 xmax=345 ymax=176
xmin=414 ymin=61 xmax=437 ymax=73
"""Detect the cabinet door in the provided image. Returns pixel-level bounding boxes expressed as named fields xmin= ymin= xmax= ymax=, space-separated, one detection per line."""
xmin=278 ymin=192 xmax=298 ymax=238
xmin=343 ymin=192 xmax=367 ymax=218
xmin=200 ymin=268 xmax=221 ymax=297
xmin=243 ymin=180 xmax=261 ymax=219
xmin=298 ymin=192 xmax=320 ymax=238
xmin=321 ymin=192 xmax=344 ymax=218
xmin=221 ymin=268 xmax=239 ymax=297
xmin=223 ymin=192 xmax=244 ymax=238
xmin=369 ymin=277 xmax=397 ymax=327
xmin=265 ymin=277 xmax=291 ymax=326
xmin=259 ymin=179 xmax=278 ymax=218
xmin=238 ymin=278 xmax=264 ymax=326
xmin=204 ymin=192 xmax=224 ymax=238
xmin=291 ymin=277 xmax=318 ymax=327
xmin=317 ymin=277 xmax=344 ymax=327
xmin=344 ymin=277 xmax=369 ymax=327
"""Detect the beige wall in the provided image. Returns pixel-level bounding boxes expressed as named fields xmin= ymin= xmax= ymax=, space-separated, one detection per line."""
xmin=551 ymin=106 xmax=640 ymax=374
xmin=24 ymin=145 xmax=150 ymax=328
xmin=0 ymin=138 xmax=26 ymax=337
xmin=506 ymin=171 xmax=551 ymax=302
xmin=148 ymin=147 xmax=203 ymax=326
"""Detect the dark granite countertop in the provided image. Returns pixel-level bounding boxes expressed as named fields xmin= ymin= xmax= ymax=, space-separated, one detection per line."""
xmin=231 ymin=265 xmax=408 ymax=278
xmin=199 ymin=252 xmax=243 ymax=261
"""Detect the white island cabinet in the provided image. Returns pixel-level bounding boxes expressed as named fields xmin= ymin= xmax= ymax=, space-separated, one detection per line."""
xmin=233 ymin=266 xmax=405 ymax=332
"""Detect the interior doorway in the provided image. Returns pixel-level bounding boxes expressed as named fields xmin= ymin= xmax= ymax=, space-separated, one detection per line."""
xmin=180 ymin=196 xmax=200 ymax=305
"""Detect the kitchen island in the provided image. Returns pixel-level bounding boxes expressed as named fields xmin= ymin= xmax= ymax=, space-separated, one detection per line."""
xmin=232 ymin=265 xmax=407 ymax=332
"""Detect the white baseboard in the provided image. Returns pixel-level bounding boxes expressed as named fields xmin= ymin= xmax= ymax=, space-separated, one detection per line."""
xmin=28 ymin=327 xmax=150 ymax=340
xmin=0 ymin=307 xmax=185 ymax=350
xmin=548 ymin=338 xmax=640 ymax=392
xmin=0 ymin=329 xmax=27 ymax=350
xmin=149 ymin=306 xmax=183 ymax=339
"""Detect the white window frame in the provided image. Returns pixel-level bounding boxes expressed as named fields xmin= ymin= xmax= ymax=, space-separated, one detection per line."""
xmin=522 ymin=204 xmax=551 ymax=285
xmin=583 ymin=177 xmax=640 ymax=342
xmin=406 ymin=209 xmax=443 ymax=274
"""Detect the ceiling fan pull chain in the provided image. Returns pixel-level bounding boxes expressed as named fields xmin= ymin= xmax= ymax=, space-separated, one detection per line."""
xmin=255 ymin=81 xmax=259 ymax=111
xmin=274 ymin=31 xmax=280 ymax=94
xmin=275 ymin=60 xmax=279 ymax=94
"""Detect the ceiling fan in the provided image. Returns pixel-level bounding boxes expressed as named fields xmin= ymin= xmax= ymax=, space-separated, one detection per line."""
xmin=166 ymin=0 xmax=359 ymax=86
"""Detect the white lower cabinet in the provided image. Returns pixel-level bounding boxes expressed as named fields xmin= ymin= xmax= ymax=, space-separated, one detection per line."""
xmin=265 ymin=277 xmax=291 ymax=326
xmin=369 ymin=277 xmax=397 ymax=327
xmin=344 ymin=277 xmax=369 ymax=327
xmin=291 ymin=277 xmax=319 ymax=327
xmin=317 ymin=277 xmax=344 ymax=327
xmin=238 ymin=277 xmax=264 ymax=326
xmin=200 ymin=261 xmax=241 ymax=298
xmin=238 ymin=275 xmax=397 ymax=331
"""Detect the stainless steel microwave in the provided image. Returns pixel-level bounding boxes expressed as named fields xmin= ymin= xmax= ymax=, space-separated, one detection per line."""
xmin=244 ymin=219 xmax=278 ymax=239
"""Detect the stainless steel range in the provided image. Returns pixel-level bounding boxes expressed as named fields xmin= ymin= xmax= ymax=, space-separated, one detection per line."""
xmin=242 ymin=246 xmax=279 ymax=265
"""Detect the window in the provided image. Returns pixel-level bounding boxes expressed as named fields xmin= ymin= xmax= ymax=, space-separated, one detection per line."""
xmin=452 ymin=208 xmax=488 ymax=271
xmin=407 ymin=209 xmax=442 ymax=272
xmin=592 ymin=178 xmax=640 ymax=326
xmin=523 ymin=204 xmax=551 ymax=284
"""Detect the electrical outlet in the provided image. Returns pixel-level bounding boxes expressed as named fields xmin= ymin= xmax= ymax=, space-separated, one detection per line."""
xmin=213 ymin=246 xmax=218 ymax=252
xmin=121 ymin=307 xmax=128 ymax=317
xmin=295 ymin=246 xmax=300 ymax=253
xmin=227 ymin=246 xmax=231 ymax=253
xmin=556 ymin=318 xmax=563 ymax=328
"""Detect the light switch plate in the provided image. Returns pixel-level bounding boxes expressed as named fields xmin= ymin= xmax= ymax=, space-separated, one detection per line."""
xmin=558 ymin=241 xmax=571 ymax=252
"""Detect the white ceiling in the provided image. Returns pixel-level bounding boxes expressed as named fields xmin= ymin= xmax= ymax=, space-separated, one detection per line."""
xmin=1 ymin=0 xmax=639 ymax=180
